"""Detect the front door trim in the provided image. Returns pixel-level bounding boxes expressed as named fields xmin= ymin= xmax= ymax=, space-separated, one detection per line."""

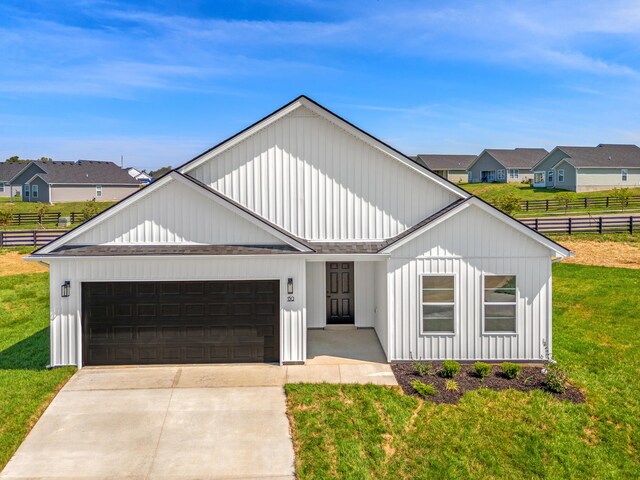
xmin=325 ymin=262 xmax=355 ymax=324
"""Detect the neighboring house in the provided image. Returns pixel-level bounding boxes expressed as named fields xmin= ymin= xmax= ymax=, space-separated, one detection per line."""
xmin=0 ymin=162 xmax=25 ymax=198
xmin=29 ymin=96 xmax=570 ymax=368
xmin=8 ymin=160 xmax=140 ymax=204
xmin=127 ymin=167 xmax=152 ymax=185
xmin=467 ymin=148 xmax=549 ymax=184
xmin=413 ymin=154 xmax=476 ymax=183
xmin=530 ymin=144 xmax=640 ymax=192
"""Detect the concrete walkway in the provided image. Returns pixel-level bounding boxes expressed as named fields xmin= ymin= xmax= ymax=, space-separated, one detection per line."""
xmin=1 ymin=360 xmax=396 ymax=479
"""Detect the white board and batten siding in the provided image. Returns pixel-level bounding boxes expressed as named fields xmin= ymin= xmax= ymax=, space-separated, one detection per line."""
xmin=48 ymin=256 xmax=307 ymax=367
xmin=69 ymin=177 xmax=283 ymax=246
xmin=187 ymin=105 xmax=459 ymax=241
xmin=386 ymin=204 xmax=553 ymax=362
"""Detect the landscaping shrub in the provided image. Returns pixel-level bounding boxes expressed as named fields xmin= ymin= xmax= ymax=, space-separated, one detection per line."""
xmin=445 ymin=380 xmax=459 ymax=392
xmin=501 ymin=362 xmax=521 ymax=379
xmin=496 ymin=193 xmax=521 ymax=216
xmin=544 ymin=363 xmax=568 ymax=393
xmin=82 ymin=200 xmax=99 ymax=221
xmin=474 ymin=362 xmax=492 ymax=379
xmin=412 ymin=380 xmax=437 ymax=397
xmin=0 ymin=210 xmax=13 ymax=226
xmin=413 ymin=362 xmax=432 ymax=377
xmin=440 ymin=360 xmax=461 ymax=378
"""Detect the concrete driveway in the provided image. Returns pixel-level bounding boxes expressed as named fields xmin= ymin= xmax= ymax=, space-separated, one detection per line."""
xmin=1 ymin=366 xmax=296 ymax=480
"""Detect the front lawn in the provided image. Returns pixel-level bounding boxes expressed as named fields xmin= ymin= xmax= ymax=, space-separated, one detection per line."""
xmin=461 ymin=182 xmax=640 ymax=202
xmin=0 ymin=272 xmax=75 ymax=470
xmin=286 ymin=263 xmax=640 ymax=479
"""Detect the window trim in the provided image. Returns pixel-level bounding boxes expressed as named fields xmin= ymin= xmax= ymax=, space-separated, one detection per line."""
xmin=508 ymin=169 xmax=519 ymax=179
xmin=419 ymin=272 xmax=457 ymax=336
xmin=557 ymin=169 xmax=565 ymax=183
xmin=547 ymin=170 xmax=554 ymax=183
xmin=0 ymin=182 xmax=4 ymax=193
xmin=622 ymin=169 xmax=628 ymax=181
xmin=23 ymin=184 xmax=30 ymax=198
xmin=481 ymin=274 xmax=518 ymax=336
xmin=31 ymin=184 xmax=39 ymax=198
xmin=96 ymin=185 xmax=103 ymax=197
xmin=497 ymin=169 xmax=505 ymax=180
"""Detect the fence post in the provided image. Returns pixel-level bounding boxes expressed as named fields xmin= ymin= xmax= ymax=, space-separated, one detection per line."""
xmin=631 ymin=216 xmax=634 ymax=236
xmin=535 ymin=218 xmax=539 ymax=231
xmin=584 ymin=198 xmax=588 ymax=208
xmin=599 ymin=217 xmax=603 ymax=234
xmin=606 ymin=197 xmax=609 ymax=208
xmin=568 ymin=217 xmax=572 ymax=235
xmin=545 ymin=200 xmax=549 ymax=211
xmin=32 ymin=231 xmax=36 ymax=246
xmin=0 ymin=232 xmax=3 ymax=248
xmin=525 ymin=200 xmax=529 ymax=212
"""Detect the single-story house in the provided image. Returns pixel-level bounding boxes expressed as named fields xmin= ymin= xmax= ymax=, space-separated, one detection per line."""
xmin=467 ymin=148 xmax=548 ymax=184
xmin=0 ymin=162 xmax=25 ymax=198
xmin=8 ymin=160 xmax=140 ymax=203
xmin=413 ymin=154 xmax=476 ymax=183
xmin=127 ymin=167 xmax=152 ymax=185
xmin=29 ymin=96 xmax=571 ymax=368
xmin=530 ymin=144 xmax=640 ymax=192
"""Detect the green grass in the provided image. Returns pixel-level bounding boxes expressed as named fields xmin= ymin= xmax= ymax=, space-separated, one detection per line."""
xmin=0 ymin=200 xmax=114 ymax=230
xmin=550 ymin=233 xmax=640 ymax=244
xmin=0 ymin=272 xmax=75 ymax=470
xmin=286 ymin=263 xmax=640 ymax=479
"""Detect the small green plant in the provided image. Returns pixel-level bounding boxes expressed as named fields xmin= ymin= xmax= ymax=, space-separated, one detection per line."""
xmin=82 ymin=199 xmax=99 ymax=221
xmin=445 ymin=379 xmax=459 ymax=392
xmin=440 ymin=360 xmax=461 ymax=378
xmin=541 ymin=339 xmax=567 ymax=393
xmin=555 ymin=192 xmax=575 ymax=213
xmin=413 ymin=362 xmax=432 ymax=377
xmin=474 ymin=362 xmax=492 ymax=379
xmin=412 ymin=380 xmax=437 ymax=397
xmin=0 ymin=207 xmax=14 ymax=226
xmin=612 ymin=187 xmax=631 ymax=212
xmin=501 ymin=362 xmax=521 ymax=379
xmin=496 ymin=193 xmax=521 ymax=216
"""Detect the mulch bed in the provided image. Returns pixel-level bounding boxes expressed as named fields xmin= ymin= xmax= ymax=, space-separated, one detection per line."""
xmin=391 ymin=362 xmax=585 ymax=405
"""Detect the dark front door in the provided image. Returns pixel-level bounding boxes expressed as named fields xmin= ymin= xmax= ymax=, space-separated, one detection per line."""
xmin=82 ymin=280 xmax=279 ymax=366
xmin=326 ymin=262 xmax=354 ymax=324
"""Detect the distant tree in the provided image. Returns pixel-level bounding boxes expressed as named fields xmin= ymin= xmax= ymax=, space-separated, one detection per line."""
xmin=612 ymin=187 xmax=631 ymax=212
xmin=0 ymin=204 xmax=15 ymax=226
xmin=81 ymin=200 xmax=99 ymax=222
xmin=38 ymin=157 xmax=53 ymax=162
xmin=148 ymin=166 xmax=172 ymax=179
xmin=35 ymin=203 xmax=49 ymax=226
xmin=554 ymin=192 xmax=575 ymax=214
xmin=5 ymin=156 xmax=26 ymax=163
xmin=496 ymin=193 xmax=521 ymax=216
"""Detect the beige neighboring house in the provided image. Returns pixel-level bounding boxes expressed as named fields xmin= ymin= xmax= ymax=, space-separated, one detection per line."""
xmin=413 ymin=154 xmax=476 ymax=183
xmin=0 ymin=162 xmax=25 ymax=198
xmin=467 ymin=148 xmax=548 ymax=184
xmin=7 ymin=160 xmax=140 ymax=204
xmin=531 ymin=144 xmax=640 ymax=192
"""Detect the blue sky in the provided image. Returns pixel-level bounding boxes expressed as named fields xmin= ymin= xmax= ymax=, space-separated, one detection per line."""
xmin=1 ymin=0 xmax=639 ymax=171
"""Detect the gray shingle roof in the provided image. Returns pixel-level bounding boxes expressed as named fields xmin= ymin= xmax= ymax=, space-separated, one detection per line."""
xmin=0 ymin=162 xmax=27 ymax=182
xmin=27 ymin=160 xmax=139 ymax=185
xmin=50 ymin=244 xmax=300 ymax=256
xmin=484 ymin=148 xmax=549 ymax=169
xmin=414 ymin=154 xmax=476 ymax=171
xmin=556 ymin=144 xmax=640 ymax=168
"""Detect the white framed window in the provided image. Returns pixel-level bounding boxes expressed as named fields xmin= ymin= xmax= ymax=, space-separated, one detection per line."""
xmin=31 ymin=184 xmax=39 ymax=198
xmin=96 ymin=185 xmax=103 ymax=197
xmin=497 ymin=169 xmax=505 ymax=180
xmin=468 ymin=171 xmax=473 ymax=182
xmin=420 ymin=274 xmax=455 ymax=334
xmin=558 ymin=169 xmax=565 ymax=182
xmin=0 ymin=183 xmax=4 ymax=193
xmin=483 ymin=275 xmax=517 ymax=334
xmin=548 ymin=170 xmax=554 ymax=183
xmin=622 ymin=169 xmax=628 ymax=181
xmin=23 ymin=184 xmax=30 ymax=198
xmin=534 ymin=171 xmax=545 ymax=184
xmin=509 ymin=169 xmax=519 ymax=179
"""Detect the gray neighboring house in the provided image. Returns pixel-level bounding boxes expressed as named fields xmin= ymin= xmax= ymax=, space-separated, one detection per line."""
xmin=0 ymin=162 xmax=25 ymax=198
xmin=413 ymin=154 xmax=476 ymax=183
xmin=467 ymin=148 xmax=549 ymax=184
xmin=530 ymin=144 xmax=640 ymax=192
xmin=8 ymin=160 xmax=140 ymax=204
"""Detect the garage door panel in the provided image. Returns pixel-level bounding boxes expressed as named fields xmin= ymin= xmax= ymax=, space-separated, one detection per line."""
xmin=82 ymin=280 xmax=279 ymax=366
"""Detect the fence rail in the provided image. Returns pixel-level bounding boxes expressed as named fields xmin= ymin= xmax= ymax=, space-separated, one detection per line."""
xmin=1 ymin=211 xmax=83 ymax=226
xmin=0 ymin=230 xmax=67 ymax=247
xmin=521 ymin=215 xmax=639 ymax=235
xmin=517 ymin=196 xmax=640 ymax=212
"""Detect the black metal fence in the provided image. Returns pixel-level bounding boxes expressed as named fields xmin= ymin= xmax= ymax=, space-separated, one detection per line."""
xmin=521 ymin=215 xmax=639 ymax=235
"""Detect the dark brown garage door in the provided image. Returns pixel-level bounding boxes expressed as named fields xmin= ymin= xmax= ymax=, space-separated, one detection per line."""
xmin=82 ymin=280 xmax=279 ymax=366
